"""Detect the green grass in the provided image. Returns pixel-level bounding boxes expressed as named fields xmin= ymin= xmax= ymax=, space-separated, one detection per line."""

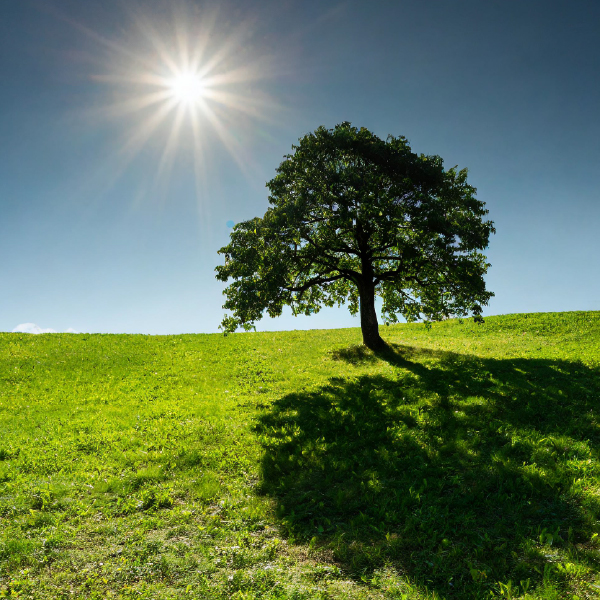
xmin=1 ymin=311 xmax=600 ymax=599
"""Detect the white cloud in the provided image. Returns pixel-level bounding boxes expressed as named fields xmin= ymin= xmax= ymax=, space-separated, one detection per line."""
xmin=12 ymin=323 xmax=57 ymax=334
xmin=12 ymin=323 xmax=79 ymax=334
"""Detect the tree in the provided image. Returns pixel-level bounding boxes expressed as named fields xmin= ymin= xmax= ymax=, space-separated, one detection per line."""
xmin=215 ymin=123 xmax=495 ymax=350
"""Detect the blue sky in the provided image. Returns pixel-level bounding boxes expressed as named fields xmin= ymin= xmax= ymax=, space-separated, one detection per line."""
xmin=2 ymin=0 xmax=599 ymax=334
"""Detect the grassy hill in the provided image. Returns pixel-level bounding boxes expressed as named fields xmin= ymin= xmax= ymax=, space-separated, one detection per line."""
xmin=1 ymin=312 xmax=600 ymax=599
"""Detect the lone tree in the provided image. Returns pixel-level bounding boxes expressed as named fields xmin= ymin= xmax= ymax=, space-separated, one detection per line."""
xmin=216 ymin=123 xmax=495 ymax=350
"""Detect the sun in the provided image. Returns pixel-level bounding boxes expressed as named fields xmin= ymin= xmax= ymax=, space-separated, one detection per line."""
xmin=83 ymin=4 xmax=280 ymax=201
xmin=169 ymin=71 xmax=206 ymax=105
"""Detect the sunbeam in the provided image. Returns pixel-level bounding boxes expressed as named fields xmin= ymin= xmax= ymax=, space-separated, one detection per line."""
xmin=82 ymin=3 xmax=280 ymax=202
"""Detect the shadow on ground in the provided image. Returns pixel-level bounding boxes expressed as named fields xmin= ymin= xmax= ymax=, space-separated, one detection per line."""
xmin=256 ymin=344 xmax=600 ymax=598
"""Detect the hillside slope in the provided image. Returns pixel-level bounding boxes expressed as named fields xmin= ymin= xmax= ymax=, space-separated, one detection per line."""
xmin=1 ymin=312 xmax=599 ymax=599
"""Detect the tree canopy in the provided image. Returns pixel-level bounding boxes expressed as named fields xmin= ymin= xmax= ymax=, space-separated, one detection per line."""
xmin=215 ymin=123 xmax=495 ymax=349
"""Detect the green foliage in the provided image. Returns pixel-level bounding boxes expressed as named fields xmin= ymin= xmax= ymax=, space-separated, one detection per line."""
xmin=216 ymin=123 xmax=495 ymax=342
xmin=1 ymin=311 xmax=600 ymax=598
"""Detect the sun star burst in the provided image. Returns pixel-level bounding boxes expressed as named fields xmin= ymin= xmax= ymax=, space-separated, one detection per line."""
xmin=82 ymin=4 xmax=279 ymax=202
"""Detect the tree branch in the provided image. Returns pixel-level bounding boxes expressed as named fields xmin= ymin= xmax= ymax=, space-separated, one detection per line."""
xmin=371 ymin=255 xmax=403 ymax=261
xmin=284 ymin=273 xmax=347 ymax=293
xmin=302 ymin=231 xmax=361 ymax=269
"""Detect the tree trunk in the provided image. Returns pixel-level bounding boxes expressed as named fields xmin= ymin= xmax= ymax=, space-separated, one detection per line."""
xmin=359 ymin=283 xmax=386 ymax=351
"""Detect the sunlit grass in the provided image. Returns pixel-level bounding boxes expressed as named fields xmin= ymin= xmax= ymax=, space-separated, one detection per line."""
xmin=1 ymin=312 xmax=600 ymax=598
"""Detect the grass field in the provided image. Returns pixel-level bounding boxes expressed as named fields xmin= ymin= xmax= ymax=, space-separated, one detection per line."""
xmin=1 ymin=312 xmax=600 ymax=599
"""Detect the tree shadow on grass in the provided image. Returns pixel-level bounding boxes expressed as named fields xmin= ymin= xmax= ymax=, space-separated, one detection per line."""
xmin=256 ymin=345 xmax=600 ymax=598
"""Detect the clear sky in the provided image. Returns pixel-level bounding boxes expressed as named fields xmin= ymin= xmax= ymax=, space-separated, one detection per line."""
xmin=2 ymin=0 xmax=599 ymax=334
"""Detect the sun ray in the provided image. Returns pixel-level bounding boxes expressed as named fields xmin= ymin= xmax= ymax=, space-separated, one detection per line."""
xmin=118 ymin=98 xmax=179 ymax=163
xmin=92 ymin=72 xmax=168 ymax=88
xmin=78 ymin=98 xmax=180 ymax=198
xmin=76 ymin=2 xmax=282 ymax=210
xmin=202 ymin=58 xmax=274 ymax=87
xmin=199 ymin=101 xmax=252 ymax=176
xmin=202 ymin=89 xmax=275 ymax=122
xmin=155 ymin=102 xmax=187 ymax=189
xmin=131 ymin=13 xmax=182 ymax=76
xmin=59 ymin=13 xmax=164 ymax=76
xmin=96 ymin=89 xmax=174 ymax=120
xmin=190 ymin=105 xmax=211 ymax=238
